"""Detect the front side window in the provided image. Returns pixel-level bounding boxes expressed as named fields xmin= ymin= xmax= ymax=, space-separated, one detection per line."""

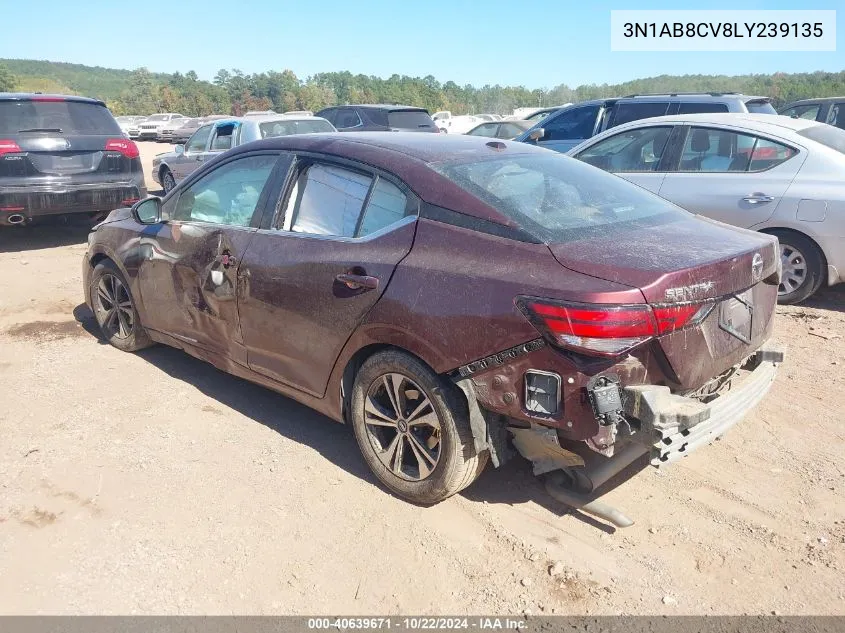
xmin=575 ymin=126 xmax=672 ymax=172
xmin=780 ymin=104 xmax=820 ymax=120
xmin=468 ymin=123 xmax=499 ymax=137
xmin=679 ymin=127 xmax=796 ymax=172
xmin=186 ymin=125 xmax=212 ymax=153
xmin=171 ymin=154 xmax=277 ymax=226
xmin=540 ymin=105 xmax=600 ymax=141
xmin=335 ymin=108 xmax=363 ymax=129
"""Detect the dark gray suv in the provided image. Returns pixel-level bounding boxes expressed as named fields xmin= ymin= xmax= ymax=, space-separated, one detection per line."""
xmin=0 ymin=93 xmax=146 ymax=226
xmin=517 ymin=92 xmax=776 ymax=153
xmin=315 ymin=104 xmax=439 ymax=133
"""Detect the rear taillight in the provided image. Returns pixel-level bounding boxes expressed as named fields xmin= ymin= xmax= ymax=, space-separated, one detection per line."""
xmin=105 ymin=138 xmax=140 ymax=159
xmin=517 ymin=297 xmax=713 ymax=357
xmin=0 ymin=140 xmax=22 ymax=156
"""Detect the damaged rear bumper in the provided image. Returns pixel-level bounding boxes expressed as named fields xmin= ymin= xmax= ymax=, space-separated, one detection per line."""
xmin=624 ymin=343 xmax=784 ymax=465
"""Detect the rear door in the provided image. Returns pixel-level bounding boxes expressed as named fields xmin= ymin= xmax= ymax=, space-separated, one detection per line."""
xmin=570 ymin=124 xmax=678 ymax=194
xmin=237 ymin=155 xmax=418 ymax=396
xmin=657 ymin=125 xmax=804 ymax=227
xmin=137 ymin=151 xmax=285 ymax=358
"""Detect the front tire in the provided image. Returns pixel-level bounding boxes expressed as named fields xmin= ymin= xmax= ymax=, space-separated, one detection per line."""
xmin=770 ymin=230 xmax=825 ymax=304
xmin=351 ymin=350 xmax=487 ymax=505
xmin=89 ymin=260 xmax=153 ymax=352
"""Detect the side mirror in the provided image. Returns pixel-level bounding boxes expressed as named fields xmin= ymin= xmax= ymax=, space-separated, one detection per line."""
xmin=528 ymin=128 xmax=545 ymax=142
xmin=174 ymin=144 xmax=185 ymax=155
xmin=132 ymin=197 xmax=162 ymax=225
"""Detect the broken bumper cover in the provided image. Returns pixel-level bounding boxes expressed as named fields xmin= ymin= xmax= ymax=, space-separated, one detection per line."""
xmin=624 ymin=344 xmax=784 ymax=466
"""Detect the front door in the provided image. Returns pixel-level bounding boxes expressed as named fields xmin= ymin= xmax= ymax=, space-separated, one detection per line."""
xmin=172 ymin=124 xmax=213 ymax=181
xmin=137 ymin=152 xmax=284 ymax=357
xmin=237 ymin=158 xmax=417 ymax=396
xmin=658 ymin=125 xmax=804 ymax=228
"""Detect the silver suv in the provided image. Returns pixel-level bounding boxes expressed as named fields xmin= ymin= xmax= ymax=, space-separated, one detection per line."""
xmin=517 ymin=92 xmax=776 ymax=153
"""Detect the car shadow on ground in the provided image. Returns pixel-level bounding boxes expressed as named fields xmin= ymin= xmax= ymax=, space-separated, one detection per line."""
xmin=73 ymin=302 xmax=651 ymax=534
xmin=800 ymin=285 xmax=845 ymax=313
xmin=0 ymin=218 xmax=92 ymax=253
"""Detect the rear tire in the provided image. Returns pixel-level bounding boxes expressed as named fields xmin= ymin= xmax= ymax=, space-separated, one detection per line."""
xmin=769 ymin=230 xmax=825 ymax=305
xmin=161 ymin=168 xmax=176 ymax=194
xmin=351 ymin=350 xmax=488 ymax=505
xmin=89 ymin=260 xmax=153 ymax=352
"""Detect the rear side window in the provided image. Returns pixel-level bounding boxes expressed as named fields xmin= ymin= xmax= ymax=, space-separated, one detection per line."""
xmin=387 ymin=110 xmax=436 ymax=130
xmin=288 ymin=164 xmax=372 ymax=236
xmin=259 ymin=119 xmax=334 ymax=138
xmin=433 ymin=153 xmax=685 ymax=241
xmin=610 ymin=102 xmax=670 ymax=128
xmin=335 ymin=109 xmax=363 ymax=129
xmin=825 ymin=103 xmax=845 ymax=129
xmin=358 ymin=178 xmax=409 ymax=237
xmin=798 ymin=123 xmax=845 ymax=155
xmin=679 ymin=127 xmax=796 ymax=172
xmin=744 ymin=100 xmax=777 ymax=115
xmin=281 ymin=164 xmax=411 ymax=238
xmin=0 ymin=100 xmax=121 ymax=135
xmin=677 ymin=102 xmax=729 ymax=114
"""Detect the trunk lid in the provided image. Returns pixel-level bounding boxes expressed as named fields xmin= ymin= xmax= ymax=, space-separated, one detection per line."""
xmin=548 ymin=215 xmax=780 ymax=389
xmin=548 ymin=215 xmax=779 ymax=303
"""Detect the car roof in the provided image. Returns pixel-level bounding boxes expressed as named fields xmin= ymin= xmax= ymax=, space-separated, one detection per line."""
xmin=245 ymin=114 xmax=331 ymax=123
xmin=607 ymin=112 xmax=821 ymax=134
xmin=0 ymin=92 xmax=105 ymax=106
xmin=236 ymin=131 xmax=545 ymax=163
xmin=782 ymin=96 xmax=845 ymax=106
xmin=342 ymin=104 xmax=429 ymax=112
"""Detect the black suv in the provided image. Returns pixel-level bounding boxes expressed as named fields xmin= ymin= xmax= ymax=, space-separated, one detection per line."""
xmin=516 ymin=92 xmax=776 ymax=153
xmin=315 ymin=104 xmax=439 ymax=133
xmin=0 ymin=93 xmax=146 ymax=226
xmin=779 ymin=97 xmax=845 ymax=130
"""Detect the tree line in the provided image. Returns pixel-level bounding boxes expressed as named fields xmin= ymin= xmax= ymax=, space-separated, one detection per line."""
xmin=2 ymin=60 xmax=845 ymax=117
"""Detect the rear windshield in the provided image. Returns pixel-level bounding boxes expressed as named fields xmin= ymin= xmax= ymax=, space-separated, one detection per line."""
xmin=259 ymin=119 xmax=334 ymax=138
xmin=387 ymin=110 xmax=436 ymax=130
xmin=745 ymin=100 xmax=777 ymax=114
xmin=798 ymin=123 xmax=845 ymax=154
xmin=0 ymin=99 xmax=121 ymax=135
xmin=433 ymin=153 xmax=686 ymax=241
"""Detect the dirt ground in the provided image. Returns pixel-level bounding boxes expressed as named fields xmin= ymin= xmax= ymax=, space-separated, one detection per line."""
xmin=0 ymin=141 xmax=843 ymax=615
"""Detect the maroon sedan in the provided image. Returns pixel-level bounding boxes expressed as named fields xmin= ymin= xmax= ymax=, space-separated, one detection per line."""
xmin=83 ymin=133 xmax=783 ymax=521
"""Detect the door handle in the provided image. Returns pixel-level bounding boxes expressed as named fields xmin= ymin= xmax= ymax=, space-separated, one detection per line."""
xmin=742 ymin=193 xmax=774 ymax=204
xmin=335 ymin=273 xmax=379 ymax=290
xmin=220 ymin=251 xmax=236 ymax=268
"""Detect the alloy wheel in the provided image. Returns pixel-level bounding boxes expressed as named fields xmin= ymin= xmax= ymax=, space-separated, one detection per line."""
xmin=364 ymin=373 xmax=441 ymax=481
xmin=95 ymin=273 xmax=134 ymax=339
xmin=779 ymin=244 xmax=807 ymax=296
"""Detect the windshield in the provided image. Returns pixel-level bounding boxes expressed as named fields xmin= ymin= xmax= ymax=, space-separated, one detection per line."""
xmin=0 ymin=100 xmax=122 ymax=135
xmin=259 ymin=119 xmax=334 ymax=137
xmin=433 ymin=153 xmax=687 ymax=241
xmin=798 ymin=123 xmax=845 ymax=155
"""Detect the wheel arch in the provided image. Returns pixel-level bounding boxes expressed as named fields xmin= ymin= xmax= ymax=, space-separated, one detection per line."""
xmin=758 ymin=226 xmax=828 ymax=283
